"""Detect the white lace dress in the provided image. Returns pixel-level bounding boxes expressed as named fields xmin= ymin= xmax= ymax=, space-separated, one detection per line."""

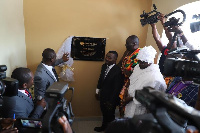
xmin=124 ymin=64 xmax=167 ymax=118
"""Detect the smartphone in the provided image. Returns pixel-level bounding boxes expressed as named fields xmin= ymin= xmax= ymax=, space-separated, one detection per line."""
xmin=20 ymin=119 xmax=42 ymax=128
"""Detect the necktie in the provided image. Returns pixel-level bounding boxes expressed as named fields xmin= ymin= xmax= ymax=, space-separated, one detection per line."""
xmin=104 ymin=65 xmax=109 ymax=79
xmin=52 ymin=68 xmax=59 ymax=81
xmin=25 ymin=89 xmax=32 ymax=99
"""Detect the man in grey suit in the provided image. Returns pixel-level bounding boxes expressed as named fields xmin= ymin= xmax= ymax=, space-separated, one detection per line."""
xmin=2 ymin=67 xmax=46 ymax=119
xmin=34 ymin=48 xmax=69 ymax=100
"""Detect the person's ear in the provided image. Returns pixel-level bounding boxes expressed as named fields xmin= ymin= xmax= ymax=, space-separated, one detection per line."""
xmin=23 ymin=83 xmax=27 ymax=89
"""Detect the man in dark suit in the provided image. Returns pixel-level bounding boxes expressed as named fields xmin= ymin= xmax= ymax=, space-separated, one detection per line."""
xmin=94 ymin=51 xmax=124 ymax=132
xmin=2 ymin=67 xmax=46 ymax=119
xmin=34 ymin=48 xmax=69 ymax=99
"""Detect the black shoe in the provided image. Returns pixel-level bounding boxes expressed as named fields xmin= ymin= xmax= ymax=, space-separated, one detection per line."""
xmin=94 ymin=126 xmax=106 ymax=132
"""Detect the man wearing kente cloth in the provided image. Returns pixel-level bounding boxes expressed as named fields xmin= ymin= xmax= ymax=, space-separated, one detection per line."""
xmin=117 ymin=35 xmax=140 ymax=117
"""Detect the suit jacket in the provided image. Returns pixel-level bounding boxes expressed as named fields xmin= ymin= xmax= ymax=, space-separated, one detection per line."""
xmin=97 ymin=64 xmax=124 ymax=105
xmin=2 ymin=91 xmax=44 ymax=119
xmin=34 ymin=59 xmax=63 ymax=98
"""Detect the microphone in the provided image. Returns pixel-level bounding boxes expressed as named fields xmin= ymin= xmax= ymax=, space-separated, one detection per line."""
xmin=37 ymin=95 xmax=46 ymax=110
xmin=37 ymin=95 xmax=43 ymax=101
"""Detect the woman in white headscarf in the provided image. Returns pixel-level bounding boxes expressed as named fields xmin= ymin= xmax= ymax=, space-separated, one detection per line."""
xmin=123 ymin=45 xmax=167 ymax=118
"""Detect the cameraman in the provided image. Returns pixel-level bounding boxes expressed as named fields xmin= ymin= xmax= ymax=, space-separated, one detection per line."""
xmin=2 ymin=67 xmax=46 ymax=119
xmin=150 ymin=13 xmax=194 ymax=74
xmin=151 ymin=14 xmax=200 ymax=108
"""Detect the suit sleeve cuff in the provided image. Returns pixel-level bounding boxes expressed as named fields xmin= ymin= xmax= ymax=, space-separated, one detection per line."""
xmin=96 ymin=88 xmax=100 ymax=94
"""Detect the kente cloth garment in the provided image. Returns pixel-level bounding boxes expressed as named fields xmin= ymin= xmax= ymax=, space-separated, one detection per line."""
xmin=119 ymin=48 xmax=140 ymax=98
xmin=122 ymin=48 xmax=140 ymax=77
xmin=119 ymin=48 xmax=140 ymax=116
xmin=125 ymin=64 xmax=167 ymax=118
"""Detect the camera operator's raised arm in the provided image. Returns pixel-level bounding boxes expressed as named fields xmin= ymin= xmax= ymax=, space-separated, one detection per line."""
xmin=150 ymin=23 xmax=163 ymax=52
xmin=169 ymin=26 xmax=195 ymax=50
xmin=159 ymin=14 xmax=173 ymax=42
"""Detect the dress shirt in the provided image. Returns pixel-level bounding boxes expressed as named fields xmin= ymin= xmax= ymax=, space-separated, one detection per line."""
xmin=18 ymin=90 xmax=26 ymax=96
xmin=42 ymin=63 xmax=57 ymax=81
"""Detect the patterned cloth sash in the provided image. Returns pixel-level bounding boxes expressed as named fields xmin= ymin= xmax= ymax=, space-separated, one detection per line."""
xmin=122 ymin=48 xmax=140 ymax=76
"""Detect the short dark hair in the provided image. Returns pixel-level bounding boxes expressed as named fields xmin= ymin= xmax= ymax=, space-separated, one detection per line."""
xmin=126 ymin=35 xmax=139 ymax=45
xmin=42 ymin=48 xmax=56 ymax=62
xmin=108 ymin=51 xmax=118 ymax=58
xmin=11 ymin=67 xmax=32 ymax=88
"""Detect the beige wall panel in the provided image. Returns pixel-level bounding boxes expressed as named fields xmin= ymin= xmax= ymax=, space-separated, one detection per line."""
xmin=0 ymin=0 xmax=26 ymax=76
xmin=24 ymin=0 xmax=152 ymax=117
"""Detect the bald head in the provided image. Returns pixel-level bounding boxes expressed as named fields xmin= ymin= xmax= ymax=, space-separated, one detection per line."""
xmin=125 ymin=35 xmax=139 ymax=52
xmin=126 ymin=35 xmax=139 ymax=45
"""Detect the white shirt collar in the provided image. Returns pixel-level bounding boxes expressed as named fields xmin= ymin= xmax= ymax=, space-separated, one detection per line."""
xmin=18 ymin=90 xmax=27 ymax=96
xmin=42 ymin=63 xmax=57 ymax=81
xmin=42 ymin=63 xmax=53 ymax=70
xmin=107 ymin=64 xmax=115 ymax=69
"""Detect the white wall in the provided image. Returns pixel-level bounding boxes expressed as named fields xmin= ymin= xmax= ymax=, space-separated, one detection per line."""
xmin=145 ymin=0 xmax=199 ymax=63
xmin=0 ymin=0 xmax=26 ymax=76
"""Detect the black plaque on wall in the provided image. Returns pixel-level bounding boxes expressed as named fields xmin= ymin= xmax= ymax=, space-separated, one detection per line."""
xmin=71 ymin=37 xmax=106 ymax=61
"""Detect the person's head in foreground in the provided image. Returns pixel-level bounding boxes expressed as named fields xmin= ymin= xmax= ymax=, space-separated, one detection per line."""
xmin=11 ymin=67 xmax=34 ymax=90
xmin=105 ymin=51 xmax=118 ymax=66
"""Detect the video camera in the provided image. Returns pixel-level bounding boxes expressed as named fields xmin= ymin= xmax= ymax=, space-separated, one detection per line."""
xmin=0 ymin=66 xmax=74 ymax=133
xmin=140 ymin=4 xmax=160 ymax=27
xmin=132 ymin=87 xmax=200 ymax=133
xmin=140 ymin=4 xmax=186 ymax=29
xmin=0 ymin=65 xmax=7 ymax=96
xmin=140 ymin=4 xmax=187 ymax=50
xmin=14 ymin=81 xmax=74 ymax=133
xmin=0 ymin=65 xmax=19 ymax=100
xmin=42 ymin=81 xmax=74 ymax=133
xmin=163 ymin=48 xmax=200 ymax=83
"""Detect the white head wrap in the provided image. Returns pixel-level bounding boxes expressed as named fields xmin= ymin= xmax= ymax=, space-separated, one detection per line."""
xmin=136 ymin=45 xmax=157 ymax=64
